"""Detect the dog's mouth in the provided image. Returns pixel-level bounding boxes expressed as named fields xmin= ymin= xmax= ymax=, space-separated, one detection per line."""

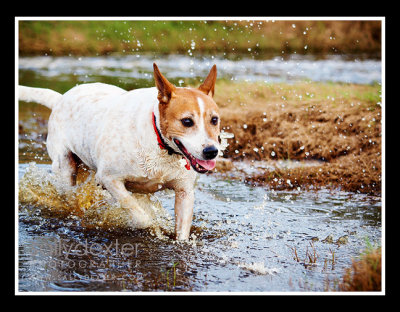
xmin=173 ymin=139 xmax=216 ymax=173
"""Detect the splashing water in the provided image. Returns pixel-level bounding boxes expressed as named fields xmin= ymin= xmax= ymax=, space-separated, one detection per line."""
xmin=238 ymin=262 xmax=280 ymax=275
xmin=18 ymin=163 xmax=174 ymax=238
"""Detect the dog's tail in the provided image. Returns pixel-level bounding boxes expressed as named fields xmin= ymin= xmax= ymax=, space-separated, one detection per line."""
xmin=18 ymin=85 xmax=62 ymax=110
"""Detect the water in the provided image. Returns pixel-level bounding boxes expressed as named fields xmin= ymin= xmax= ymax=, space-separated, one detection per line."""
xmin=17 ymin=53 xmax=382 ymax=292
xmin=18 ymin=162 xmax=381 ymax=292
xmin=19 ymin=53 xmax=381 ymax=90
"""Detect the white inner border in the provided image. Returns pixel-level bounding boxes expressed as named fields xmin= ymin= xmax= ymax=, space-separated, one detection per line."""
xmin=15 ymin=16 xmax=385 ymax=296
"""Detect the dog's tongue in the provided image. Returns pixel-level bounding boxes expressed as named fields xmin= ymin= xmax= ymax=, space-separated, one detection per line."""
xmin=196 ymin=159 xmax=216 ymax=170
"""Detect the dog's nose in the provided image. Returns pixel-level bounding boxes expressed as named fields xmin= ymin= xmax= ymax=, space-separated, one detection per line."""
xmin=203 ymin=145 xmax=219 ymax=160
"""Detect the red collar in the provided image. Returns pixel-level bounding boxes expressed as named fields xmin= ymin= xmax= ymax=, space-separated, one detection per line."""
xmin=152 ymin=112 xmax=190 ymax=170
xmin=152 ymin=111 xmax=167 ymax=150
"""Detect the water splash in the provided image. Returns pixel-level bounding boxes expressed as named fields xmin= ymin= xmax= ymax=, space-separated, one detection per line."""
xmin=238 ymin=262 xmax=280 ymax=275
xmin=18 ymin=163 xmax=174 ymax=238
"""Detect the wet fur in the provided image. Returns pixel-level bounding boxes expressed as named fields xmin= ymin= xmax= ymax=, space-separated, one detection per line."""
xmin=19 ymin=64 xmax=220 ymax=240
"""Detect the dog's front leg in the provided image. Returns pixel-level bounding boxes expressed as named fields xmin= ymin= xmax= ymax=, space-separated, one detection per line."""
xmin=174 ymin=188 xmax=195 ymax=240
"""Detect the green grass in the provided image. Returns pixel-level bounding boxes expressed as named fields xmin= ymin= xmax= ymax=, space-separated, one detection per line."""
xmin=19 ymin=20 xmax=257 ymax=55
xmin=19 ymin=20 xmax=382 ymax=56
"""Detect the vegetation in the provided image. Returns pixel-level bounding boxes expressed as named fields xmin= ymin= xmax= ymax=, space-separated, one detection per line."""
xmin=19 ymin=20 xmax=381 ymax=56
xmin=339 ymin=246 xmax=381 ymax=291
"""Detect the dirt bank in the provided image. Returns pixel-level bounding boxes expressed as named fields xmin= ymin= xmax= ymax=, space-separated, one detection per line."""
xmin=213 ymin=81 xmax=382 ymax=196
xmin=19 ymin=80 xmax=382 ymax=196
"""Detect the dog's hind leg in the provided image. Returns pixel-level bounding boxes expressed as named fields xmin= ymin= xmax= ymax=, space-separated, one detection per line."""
xmin=96 ymin=174 xmax=153 ymax=228
xmin=51 ymin=151 xmax=79 ymax=187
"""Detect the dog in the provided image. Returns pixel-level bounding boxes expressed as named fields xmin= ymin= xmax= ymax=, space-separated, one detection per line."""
xmin=19 ymin=63 xmax=221 ymax=240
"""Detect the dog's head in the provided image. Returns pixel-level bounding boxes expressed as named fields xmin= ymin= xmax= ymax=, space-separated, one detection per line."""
xmin=153 ymin=63 xmax=220 ymax=173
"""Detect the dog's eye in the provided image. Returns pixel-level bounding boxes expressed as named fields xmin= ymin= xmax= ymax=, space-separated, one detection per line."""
xmin=181 ymin=118 xmax=194 ymax=127
xmin=211 ymin=116 xmax=219 ymax=126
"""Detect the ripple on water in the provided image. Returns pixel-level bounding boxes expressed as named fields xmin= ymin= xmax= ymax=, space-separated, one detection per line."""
xmin=18 ymin=163 xmax=381 ymax=292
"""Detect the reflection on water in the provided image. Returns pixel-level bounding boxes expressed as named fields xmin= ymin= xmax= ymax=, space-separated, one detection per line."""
xmin=18 ymin=163 xmax=381 ymax=292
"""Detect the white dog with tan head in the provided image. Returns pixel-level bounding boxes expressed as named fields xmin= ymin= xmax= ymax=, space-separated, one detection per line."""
xmin=19 ymin=63 xmax=220 ymax=240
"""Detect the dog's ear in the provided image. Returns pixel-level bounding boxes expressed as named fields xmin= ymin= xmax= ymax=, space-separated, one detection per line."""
xmin=153 ymin=63 xmax=175 ymax=104
xmin=198 ymin=64 xmax=217 ymax=97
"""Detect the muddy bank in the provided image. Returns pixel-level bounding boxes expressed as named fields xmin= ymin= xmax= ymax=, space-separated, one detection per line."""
xmin=213 ymin=81 xmax=381 ymax=196
xmin=18 ymin=80 xmax=382 ymax=196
